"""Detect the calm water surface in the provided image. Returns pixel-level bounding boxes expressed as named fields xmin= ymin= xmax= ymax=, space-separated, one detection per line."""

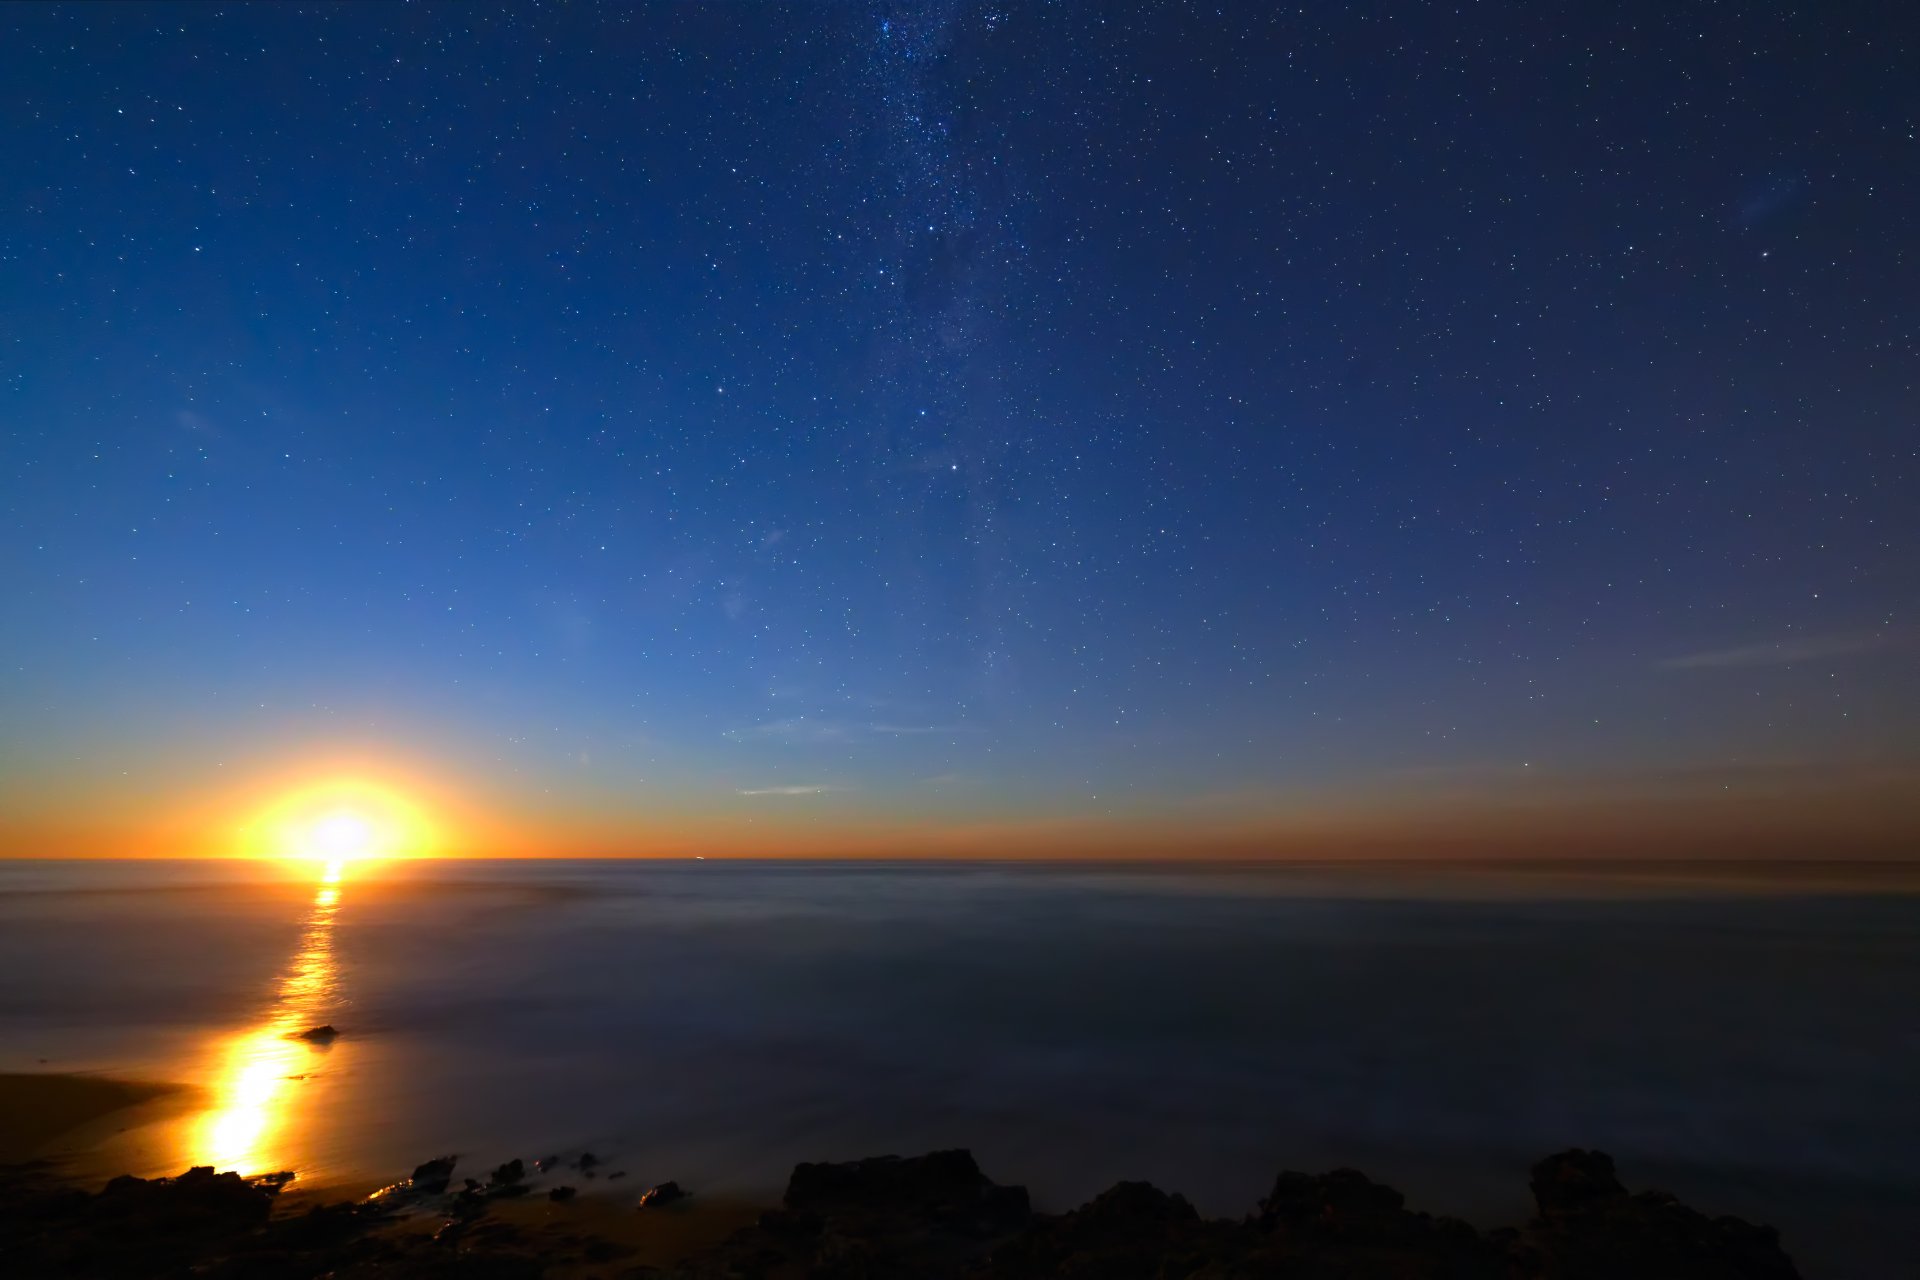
xmin=1 ymin=859 xmax=1915 ymax=1276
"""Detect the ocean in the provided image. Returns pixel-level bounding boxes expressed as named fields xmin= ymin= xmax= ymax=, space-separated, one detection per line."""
xmin=1 ymin=858 xmax=1914 ymax=1275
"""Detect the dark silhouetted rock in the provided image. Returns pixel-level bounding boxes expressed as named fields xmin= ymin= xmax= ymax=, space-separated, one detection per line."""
xmin=0 ymin=1165 xmax=286 ymax=1277
xmin=410 ymin=1155 xmax=458 ymax=1194
xmin=1530 ymin=1147 xmax=1626 ymax=1215
xmin=548 ymin=1184 xmax=578 ymax=1203
xmin=0 ymin=1144 xmax=1804 ymax=1280
xmin=295 ymin=1023 xmax=339 ymax=1043
xmin=1245 ymin=1165 xmax=1506 ymax=1279
xmin=990 ymin=1181 xmax=1218 ymax=1280
xmin=98 ymin=1165 xmax=281 ymax=1235
xmin=1513 ymin=1149 xmax=1802 ymax=1279
xmin=785 ymin=1148 xmax=1029 ymax=1227
xmin=1260 ymin=1165 xmax=1406 ymax=1225
xmin=637 ymin=1179 xmax=687 ymax=1208
xmin=679 ymin=1150 xmax=1032 ymax=1279
xmin=0 ymin=1158 xmax=573 ymax=1279
xmin=1074 ymin=1180 xmax=1199 ymax=1228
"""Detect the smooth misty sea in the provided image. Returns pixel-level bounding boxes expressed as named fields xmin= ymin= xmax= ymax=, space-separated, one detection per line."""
xmin=1 ymin=859 xmax=1915 ymax=1276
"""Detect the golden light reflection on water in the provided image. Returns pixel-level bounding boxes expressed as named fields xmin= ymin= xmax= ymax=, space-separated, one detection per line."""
xmin=193 ymin=868 xmax=346 ymax=1175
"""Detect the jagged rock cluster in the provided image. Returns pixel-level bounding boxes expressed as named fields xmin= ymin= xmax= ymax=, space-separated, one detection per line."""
xmin=678 ymin=1147 xmax=1800 ymax=1279
xmin=0 ymin=1146 xmax=1800 ymax=1279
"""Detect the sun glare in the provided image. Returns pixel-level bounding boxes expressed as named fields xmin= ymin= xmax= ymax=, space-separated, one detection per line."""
xmin=308 ymin=811 xmax=373 ymax=861
xmin=250 ymin=778 xmax=438 ymax=867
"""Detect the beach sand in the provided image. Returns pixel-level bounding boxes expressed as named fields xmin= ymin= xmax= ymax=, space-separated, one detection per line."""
xmin=0 ymin=1072 xmax=186 ymax=1165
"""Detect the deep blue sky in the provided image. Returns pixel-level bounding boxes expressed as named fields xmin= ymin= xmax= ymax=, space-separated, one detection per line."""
xmin=3 ymin=3 xmax=1915 ymax=855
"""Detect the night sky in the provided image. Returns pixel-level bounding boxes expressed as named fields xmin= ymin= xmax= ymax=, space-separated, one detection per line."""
xmin=3 ymin=3 xmax=1915 ymax=858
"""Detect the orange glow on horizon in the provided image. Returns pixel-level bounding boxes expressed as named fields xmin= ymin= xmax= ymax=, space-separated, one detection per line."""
xmin=4 ymin=743 xmax=1919 ymax=863
xmin=245 ymin=778 xmax=441 ymax=864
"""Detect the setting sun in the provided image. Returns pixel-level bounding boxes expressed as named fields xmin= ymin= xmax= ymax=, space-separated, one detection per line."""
xmin=307 ymin=811 xmax=374 ymax=861
xmin=248 ymin=779 xmax=439 ymax=866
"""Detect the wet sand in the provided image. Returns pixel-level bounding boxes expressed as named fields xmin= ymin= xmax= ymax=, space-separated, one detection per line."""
xmin=0 ymin=1072 xmax=186 ymax=1164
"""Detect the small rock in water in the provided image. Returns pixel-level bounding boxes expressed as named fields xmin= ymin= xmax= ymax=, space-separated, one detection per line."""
xmin=487 ymin=1159 xmax=526 ymax=1193
xmin=548 ymin=1185 xmax=578 ymax=1203
xmin=410 ymin=1157 xmax=457 ymax=1194
xmin=608 ymin=1170 xmax=627 ymax=1180
xmin=636 ymin=1180 xmax=686 ymax=1209
xmin=296 ymin=1024 xmax=339 ymax=1043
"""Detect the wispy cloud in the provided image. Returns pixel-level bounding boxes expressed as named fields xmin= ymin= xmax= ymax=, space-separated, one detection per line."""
xmin=736 ymin=784 xmax=845 ymax=797
xmin=725 ymin=717 xmax=855 ymax=744
xmin=1658 ymin=629 xmax=1900 ymax=670
xmin=725 ymin=717 xmax=978 ymax=744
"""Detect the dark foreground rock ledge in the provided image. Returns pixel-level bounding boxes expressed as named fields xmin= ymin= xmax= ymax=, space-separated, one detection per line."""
xmin=0 ymin=1147 xmax=1800 ymax=1279
xmin=681 ymin=1147 xmax=1799 ymax=1280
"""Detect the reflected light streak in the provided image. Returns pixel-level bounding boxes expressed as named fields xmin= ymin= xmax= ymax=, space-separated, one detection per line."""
xmin=194 ymin=871 xmax=345 ymax=1175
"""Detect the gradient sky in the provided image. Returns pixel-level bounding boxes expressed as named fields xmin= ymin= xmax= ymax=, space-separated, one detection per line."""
xmin=3 ymin=2 xmax=1915 ymax=858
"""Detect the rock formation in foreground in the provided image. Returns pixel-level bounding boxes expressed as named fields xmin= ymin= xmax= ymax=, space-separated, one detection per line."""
xmin=678 ymin=1146 xmax=1800 ymax=1279
xmin=0 ymin=1146 xmax=1800 ymax=1278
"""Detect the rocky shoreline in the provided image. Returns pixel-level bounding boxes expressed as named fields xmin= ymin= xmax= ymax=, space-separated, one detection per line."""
xmin=0 ymin=1145 xmax=1802 ymax=1278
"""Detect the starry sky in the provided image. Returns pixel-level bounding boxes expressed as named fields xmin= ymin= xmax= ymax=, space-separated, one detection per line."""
xmin=3 ymin=2 xmax=1915 ymax=858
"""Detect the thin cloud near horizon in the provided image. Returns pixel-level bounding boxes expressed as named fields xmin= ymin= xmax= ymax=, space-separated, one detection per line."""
xmin=1657 ymin=629 xmax=1900 ymax=670
xmin=725 ymin=716 xmax=979 ymax=744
